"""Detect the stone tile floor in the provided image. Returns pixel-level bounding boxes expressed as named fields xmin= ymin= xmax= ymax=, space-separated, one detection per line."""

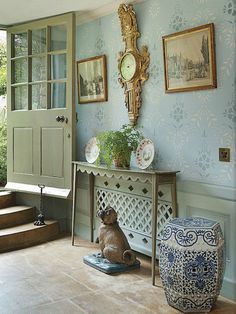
xmin=0 ymin=236 xmax=235 ymax=314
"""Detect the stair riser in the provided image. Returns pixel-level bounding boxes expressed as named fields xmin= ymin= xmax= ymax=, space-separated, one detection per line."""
xmin=0 ymin=222 xmax=59 ymax=253
xmin=0 ymin=193 xmax=16 ymax=209
xmin=0 ymin=208 xmax=36 ymax=229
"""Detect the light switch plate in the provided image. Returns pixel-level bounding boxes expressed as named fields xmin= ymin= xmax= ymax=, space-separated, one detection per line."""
xmin=219 ymin=148 xmax=230 ymax=162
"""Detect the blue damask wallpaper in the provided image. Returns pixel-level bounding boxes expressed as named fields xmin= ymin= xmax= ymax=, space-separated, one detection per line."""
xmin=76 ymin=0 xmax=236 ymax=188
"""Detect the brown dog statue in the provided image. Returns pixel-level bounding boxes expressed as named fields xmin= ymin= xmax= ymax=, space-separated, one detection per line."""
xmin=97 ymin=206 xmax=136 ymax=265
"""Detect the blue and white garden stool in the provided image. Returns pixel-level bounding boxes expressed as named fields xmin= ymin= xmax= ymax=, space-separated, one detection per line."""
xmin=159 ymin=217 xmax=225 ymax=313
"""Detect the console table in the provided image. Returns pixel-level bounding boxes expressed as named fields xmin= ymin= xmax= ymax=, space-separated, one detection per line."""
xmin=71 ymin=161 xmax=179 ymax=286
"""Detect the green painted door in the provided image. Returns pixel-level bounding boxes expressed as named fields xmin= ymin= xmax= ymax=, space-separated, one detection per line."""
xmin=6 ymin=13 xmax=75 ymax=197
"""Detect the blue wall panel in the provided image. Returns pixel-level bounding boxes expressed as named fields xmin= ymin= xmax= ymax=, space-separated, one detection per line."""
xmin=76 ymin=0 xmax=236 ymax=188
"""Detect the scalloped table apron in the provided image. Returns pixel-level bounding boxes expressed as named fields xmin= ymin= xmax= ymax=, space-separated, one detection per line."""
xmin=159 ymin=217 xmax=225 ymax=313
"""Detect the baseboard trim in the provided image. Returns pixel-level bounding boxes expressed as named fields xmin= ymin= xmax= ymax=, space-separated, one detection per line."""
xmin=221 ymin=278 xmax=236 ymax=302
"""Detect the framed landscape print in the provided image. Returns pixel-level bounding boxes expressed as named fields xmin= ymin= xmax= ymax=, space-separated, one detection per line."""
xmin=162 ymin=23 xmax=216 ymax=93
xmin=77 ymin=55 xmax=107 ymax=103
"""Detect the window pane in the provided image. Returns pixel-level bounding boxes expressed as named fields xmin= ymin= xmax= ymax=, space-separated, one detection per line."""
xmin=12 ymin=58 xmax=27 ymax=83
xmin=32 ymin=56 xmax=46 ymax=81
xmin=13 ymin=86 xmax=28 ymax=110
xmin=32 ymin=84 xmax=47 ymax=110
xmin=13 ymin=33 xmax=28 ymax=57
xmin=50 ymin=54 xmax=66 ymax=80
xmin=50 ymin=25 xmax=67 ymax=51
xmin=32 ymin=28 xmax=46 ymax=54
xmin=51 ymin=82 xmax=66 ymax=108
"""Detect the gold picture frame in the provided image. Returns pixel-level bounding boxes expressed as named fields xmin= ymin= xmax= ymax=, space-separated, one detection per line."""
xmin=162 ymin=23 xmax=217 ymax=93
xmin=77 ymin=55 xmax=108 ymax=103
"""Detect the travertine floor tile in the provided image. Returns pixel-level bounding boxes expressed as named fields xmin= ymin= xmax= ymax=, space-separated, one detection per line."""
xmin=0 ymin=280 xmax=51 ymax=314
xmin=0 ymin=236 xmax=235 ymax=314
xmin=26 ymin=271 xmax=90 ymax=301
xmin=71 ymin=291 xmax=153 ymax=314
xmin=15 ymin=299 xmax=86 ymax=314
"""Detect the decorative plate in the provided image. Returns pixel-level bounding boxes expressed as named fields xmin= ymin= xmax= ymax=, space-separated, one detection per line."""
xmin=85 ymin=137 xmax=100 ymax=163
xmin=136 ymin=138 xmax=154 ymax=169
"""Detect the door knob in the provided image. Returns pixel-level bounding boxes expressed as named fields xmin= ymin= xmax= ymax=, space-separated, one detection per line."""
xmin=56 ymin=115 xmax=68 ymax=123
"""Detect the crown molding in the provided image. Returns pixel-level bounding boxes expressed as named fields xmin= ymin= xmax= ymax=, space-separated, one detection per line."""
xmin=76 ymin=0 xmax=146 ymax=25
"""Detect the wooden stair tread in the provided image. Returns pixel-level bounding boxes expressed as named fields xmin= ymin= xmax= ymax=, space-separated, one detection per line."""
xmin=0 ymin=191 xmax=12 ymax=196
xmin=0 ymin=220 xmax=59 ymax=252
xmin=0 ymin=192 xmax=59 ymax=252
xmin=0 ymin=205 xmax=36 ymax=229
xmin=0 ymin=220 xmax=57 ymax=236
xmin=0 ymin=191 xmax=16 ymax=209
xmin=0 ymin=205 xmax=34 ymax=215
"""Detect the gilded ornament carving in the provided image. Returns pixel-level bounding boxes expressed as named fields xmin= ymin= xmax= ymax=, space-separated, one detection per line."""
xmin=118 ymin=3 xmax=150 ymax=125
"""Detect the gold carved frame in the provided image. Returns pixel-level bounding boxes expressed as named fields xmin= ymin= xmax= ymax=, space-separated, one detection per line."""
xmin=118 ymin=4 xmax=150 ymax=125
xmin=77 ymin=55 xmax=108 ymax=104
xmin=163 ymin=23 xmax=217 ymax=93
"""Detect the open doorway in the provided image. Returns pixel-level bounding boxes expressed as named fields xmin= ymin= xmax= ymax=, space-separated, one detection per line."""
xmin=0 ymin=30 xmax=7 ymax=188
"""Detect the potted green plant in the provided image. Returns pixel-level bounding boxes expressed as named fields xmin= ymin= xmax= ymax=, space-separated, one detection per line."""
xmin=96 ymin=124 xmax=143 ymax=168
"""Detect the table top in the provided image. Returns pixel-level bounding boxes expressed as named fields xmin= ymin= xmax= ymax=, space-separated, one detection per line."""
xmin=72 ymin=161 xmax=180 ymax=183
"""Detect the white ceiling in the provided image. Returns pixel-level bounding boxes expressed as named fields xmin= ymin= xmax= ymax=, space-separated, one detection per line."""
xmin=0 ymin=0 xmax=127 ymax=26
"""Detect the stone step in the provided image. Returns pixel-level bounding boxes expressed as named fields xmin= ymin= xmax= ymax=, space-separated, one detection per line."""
xmin=0 ymin=205 xmax=36 ymax=229
xmin=0 ymin=220 xmax=59 ymax=253
xmin=0 ymin=191 xmax=16 ymax=209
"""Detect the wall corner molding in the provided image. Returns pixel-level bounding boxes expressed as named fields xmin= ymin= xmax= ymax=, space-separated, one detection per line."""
xmin=76 ymin=0 xmax=146 ymax=25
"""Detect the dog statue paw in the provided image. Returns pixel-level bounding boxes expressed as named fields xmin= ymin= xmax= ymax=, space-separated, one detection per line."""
xmin=97 ymin=206 xmax=136 ymax=265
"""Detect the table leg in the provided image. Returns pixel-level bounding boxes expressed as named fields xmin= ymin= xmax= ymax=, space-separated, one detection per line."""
xmin=89 ymin=173 xmax=95 ymax=242
xmin=71 ymin=163 xmax=77 ymax=246
xmin=171 ymin=175 xmax=177 ymax=217
xmin=152 ymin=174 xmax=158 ymax=285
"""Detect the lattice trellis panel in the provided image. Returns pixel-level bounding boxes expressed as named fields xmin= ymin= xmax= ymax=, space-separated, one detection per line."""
xmin=95 ymin=188 xmax=173 ymax=239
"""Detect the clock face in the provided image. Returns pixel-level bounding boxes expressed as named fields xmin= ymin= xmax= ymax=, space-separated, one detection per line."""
xmin=120 ymin=53 xmax=137 ymax=81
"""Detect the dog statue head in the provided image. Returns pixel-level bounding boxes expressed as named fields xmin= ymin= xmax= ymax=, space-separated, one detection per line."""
xmin=97 ymin=206 xmax=118 ymax=225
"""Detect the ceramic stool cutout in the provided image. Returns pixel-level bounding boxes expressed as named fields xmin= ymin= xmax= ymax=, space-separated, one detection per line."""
xmin=159 ymin=217 xmax=225 ymax=313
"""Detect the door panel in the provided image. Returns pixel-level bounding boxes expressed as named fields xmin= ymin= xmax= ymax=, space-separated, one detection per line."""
xmin=7 ymin=13 xmax=75 ymax=197
xmin=41 ymin=128 xmax=64 ymax=178
xmin=13 ymin=128 xmax=33 ymax=174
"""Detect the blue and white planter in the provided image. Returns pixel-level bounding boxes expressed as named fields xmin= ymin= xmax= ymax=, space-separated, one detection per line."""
xmin=159 ymin=217 xmax=225 ymax=313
